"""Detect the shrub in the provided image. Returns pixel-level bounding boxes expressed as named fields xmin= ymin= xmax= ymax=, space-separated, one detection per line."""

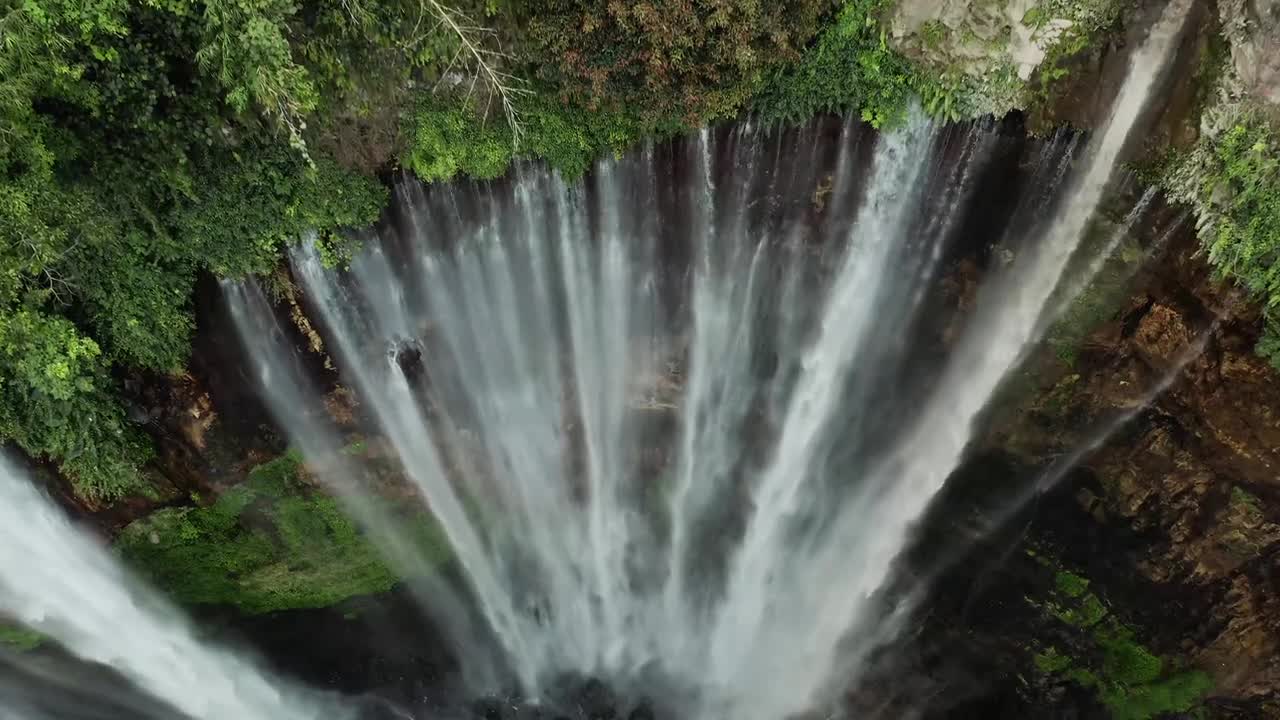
xmin=0 ymin=311 xmax=154 ymax=501
xmin=525 ymin=0 xmax=828 ymax=125
xmin=752 ymin=0 xmax=919 ymax=127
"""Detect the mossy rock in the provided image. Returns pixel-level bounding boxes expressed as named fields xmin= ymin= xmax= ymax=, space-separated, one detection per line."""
xmin=117 ymin=452 xmax=451 ymax=614
xmin=0 ymin=623 xmax=45 ymax=652
xmin=1028 ymin=556 xmax=1213 ymax=720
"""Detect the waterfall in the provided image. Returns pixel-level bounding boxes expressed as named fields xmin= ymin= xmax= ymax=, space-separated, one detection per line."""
xmin=713 ymin=4 xmax=1194 ymax=710
xmin=222 ymin=278 xmax=507 ymax=692
xmin=217 ymin=3 xmax=1191 ymax=716
xmin=0 ymin=454 xmax=345 ymax=720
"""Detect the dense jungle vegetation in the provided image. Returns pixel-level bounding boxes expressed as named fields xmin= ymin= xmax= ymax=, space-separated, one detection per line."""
xmin=1 ymin=0 xmax=1278 ymax=502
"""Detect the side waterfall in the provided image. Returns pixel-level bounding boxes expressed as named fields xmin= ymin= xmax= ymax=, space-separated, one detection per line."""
xmin=0 ymin=454 xmax=345 ymax=720
xmin=203 ymin=2 xmax=1185 ymax=717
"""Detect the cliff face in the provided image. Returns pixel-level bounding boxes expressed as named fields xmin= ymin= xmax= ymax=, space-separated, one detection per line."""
xmin=1221 ymin=0 xmax=1280 ymax=108
xmin=961 ymin=221 xmax=1278 ymax=713
xmin=959 ymin=1 xmax=1280 ymax=713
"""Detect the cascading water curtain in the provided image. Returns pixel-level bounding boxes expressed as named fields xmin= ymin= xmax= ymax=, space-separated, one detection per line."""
xmin=0 ymin=454 xmax=348 ymax=720
xmin=225 ymin=3 xmax=1191 ymax=717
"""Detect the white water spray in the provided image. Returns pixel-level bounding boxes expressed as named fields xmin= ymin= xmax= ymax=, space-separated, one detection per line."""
xmin=0 ymin=454 xmax=345 ymax=720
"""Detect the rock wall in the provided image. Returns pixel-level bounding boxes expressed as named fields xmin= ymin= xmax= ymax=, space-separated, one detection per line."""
xmin=979 ymin=218 xmax=1280 ymax=712
xmin=1220 ymin=0 xmax=1280 ymax=108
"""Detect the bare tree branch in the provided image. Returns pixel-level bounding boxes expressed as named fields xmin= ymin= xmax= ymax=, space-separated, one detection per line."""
xmin=416 ymin=0 xmax=531 ymax=145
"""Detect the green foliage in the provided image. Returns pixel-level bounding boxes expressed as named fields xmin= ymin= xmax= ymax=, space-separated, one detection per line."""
xmin=404 ymin=91 xmax=651 ymax=182
xmin=753 ymin=0 xmax=920 ymax=128
xmin=1067 ymin=627 xmax=1213 ymax=720
xmin=917 ymin=72 xmax=968 ymax=124
xmin=1100 ymin=670 xmax=1214 ymax=720
xmin=918 ymin=20 xmax=947 ymax=51
xmin=117 ymin=452 xmax=452 ymax=613
xmin=170 ymin=147 xmax=386 ymax=277
xmin=1050 ymin=589 xmax=1109 ymax=628
xmin=1256 ymin=321 xmax=1280 ymax=368
xmin=0 ymin=310 xmax=153 ymax=500
xmin=524 ymin=0 xmax=827 ymax=125
xmin=0 ymin=0 xmax=395 ymax=493
xmin=404 ymin=102 xmax=515 ymax=182
xmin=1034 ymin=647 xmax=1075 ymax=674
xmin=1200 ymin=118 xmax=1280 ymax=362
xmin=1098 ymin=627 xmax=1162 ymax=686
xmin=1203 ymin=118 xmax=1280 ymax=291
xmin=194 ymin=0 xmax=318 ymax=139
xmin=518 ymin=97 xmax=651 ymax=178
xmin=1230 ymin=485 xmax=1263 ymax=512
xmin=1164 ymin=109 xmax=1280 ymax=367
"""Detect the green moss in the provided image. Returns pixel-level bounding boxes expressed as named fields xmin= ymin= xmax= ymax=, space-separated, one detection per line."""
xmin=117 ymin=452 xmax=451 ymax=614
xmin=0 ymin=623 xmax=45 ymax=652
xmin=1066 ymin=667 xmax=1101 ymax=688
xmin=1230 ymin=486 xmax=1264 ymax=514
xmin=1100 ymin=671 xmax=1214 ymax=720
xmin=1030 ymin=560 xmax=1213 ymax=719
xmin=1098 ymin=627 xmax=1163 ymax=685
xmin=1164 ymin=111 xmax=1280 ymax=368
xmin=1055 ymin=571 xmax=1091 ymax=598
xmin=1050 ymin=591 xmax=1108 ymax=628
xmin=1034 ymin=646 xmax=1075 ymax=673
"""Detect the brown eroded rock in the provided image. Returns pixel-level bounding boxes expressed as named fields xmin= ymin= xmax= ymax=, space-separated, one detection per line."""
xmin=1133 ymin=303 xmax=1194 ymax=368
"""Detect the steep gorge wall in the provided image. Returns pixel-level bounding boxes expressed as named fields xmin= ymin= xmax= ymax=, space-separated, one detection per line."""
xmin=8 ymin=0 xmax=1280 ymax=716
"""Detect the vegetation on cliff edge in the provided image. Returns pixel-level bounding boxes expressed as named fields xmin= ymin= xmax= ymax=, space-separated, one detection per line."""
xmin=117 ymin=452 xmax=451 ymax=613
xmin=1164 ymin=108 xmax=1280 ymax=368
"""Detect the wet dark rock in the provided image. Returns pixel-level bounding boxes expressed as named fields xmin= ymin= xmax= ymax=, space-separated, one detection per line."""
xmin=392 ymin=338 xmax=426 ymax=383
